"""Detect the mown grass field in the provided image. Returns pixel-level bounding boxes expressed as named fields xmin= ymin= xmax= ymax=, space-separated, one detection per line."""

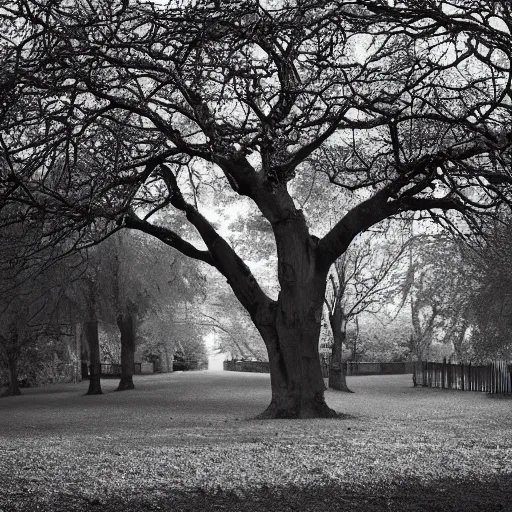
xmin=1 ymin=371 xmax=511 ymax=511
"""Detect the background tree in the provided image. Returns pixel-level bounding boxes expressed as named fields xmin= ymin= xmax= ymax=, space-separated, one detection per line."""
xmin=466 ymin=218 xmax=512 ymax=362
xmin=77 ymin=264 xmax=106 ymax=395
xmin=2 ymin=0 xmax=512 ymax=417
xmin=354 ymin=313 xmax=412 ymax=363
xmin=137 ymin=304 xmax=208 ymax=372
xmin=97 ymin=229 xmax=205 ymax=389
xmin=0 ymin=216 xmax=73 ymax=396
xmin=400 ymin=234 xmax=474 ymax=362
xmin=325 ymin=229 xmax=407 ymax=391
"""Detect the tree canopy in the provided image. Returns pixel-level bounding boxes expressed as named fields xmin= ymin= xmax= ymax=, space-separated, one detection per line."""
xmin=1 ymin=0 xmax=511 ymax=417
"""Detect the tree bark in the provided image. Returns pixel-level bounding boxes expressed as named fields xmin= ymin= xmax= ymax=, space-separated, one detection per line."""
xmin=79 ymin=323 xmax=89 ymax=379
xmin=256 ymin=211 xmax=338 ymax=418
xmin=85 ymin=320 xmax=102 ymax=395
xmin=164 ymin=343 xmax=172 ymax=373
xmin=256 ymin=317 xmax=338 ymax=419
xmin=117 ymin=313 xmax=135 ymax=391
xmin=328 ymin=316 xmax=352 ymax=392
xmin=2 ymin=354 xmax=22 ymax=397
xmin=0 ymin=332 xmax=22 ymax=398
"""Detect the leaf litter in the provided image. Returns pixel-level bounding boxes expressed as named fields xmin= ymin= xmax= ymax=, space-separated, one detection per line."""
xmin=0 ymin=372 xmax=511 ymax=511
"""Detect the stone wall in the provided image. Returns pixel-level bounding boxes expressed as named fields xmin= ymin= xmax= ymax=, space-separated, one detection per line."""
xmin=224 ymin=359 xmax=415 ymax=376
xmin=223 ymin=360 xmax=270 ymax=373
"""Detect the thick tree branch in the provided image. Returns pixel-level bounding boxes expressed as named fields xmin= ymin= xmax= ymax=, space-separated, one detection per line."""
xmin=318 ymin=189 xmax=397 ymax=268
xmin=156 ymin=165 xmax=275 ymax=322
xmin=390 ymin=196 xmax=467 ymax=214
xmin=318 ymin=184 xmax=471 ymax=269
xmin=121 ymin=213 xmax=214 ymax=266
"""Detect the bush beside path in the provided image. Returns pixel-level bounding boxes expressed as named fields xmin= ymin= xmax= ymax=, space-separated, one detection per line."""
xmin=1 ymin=372 xmax=511 ymax=511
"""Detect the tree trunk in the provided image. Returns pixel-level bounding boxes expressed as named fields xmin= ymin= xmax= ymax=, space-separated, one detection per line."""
xmin=353 ymin=316 xmax=359 ymax=362
xmin=85 ymin=320 xmax=102 ymax=395
xmin=164 ymin=343 xmax=172 ymax=373
xmin=117 ymin=313 xmax=135 ymax=391
xmin=256 ymin=214 xmax=338 ymax=418
xmin=256 ymin=321 xmax=338 ymax=419
xmin=79 ymin=323 xmax=89 ymax=379
xmin=328 ymin=320 xmax=352 ymax=392
xmin=1 ymin=333 xmax=22 ymax=398
xmin=2 ymin=354 xmax=22 ymax=397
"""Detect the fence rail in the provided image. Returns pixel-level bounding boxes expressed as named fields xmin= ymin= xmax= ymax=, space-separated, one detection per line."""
xmin=414 ymin=360 xmax=512 ymax=394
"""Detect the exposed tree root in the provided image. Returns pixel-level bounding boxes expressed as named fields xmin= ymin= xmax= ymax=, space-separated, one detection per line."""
xmin=256 ymin=398 xmax=340 ymax=419
xmin=86 ymin=381 xmax=103 ymax=395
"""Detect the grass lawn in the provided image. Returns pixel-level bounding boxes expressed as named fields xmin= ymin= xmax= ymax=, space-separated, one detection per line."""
xmin=1 ymin=371 xmax=511 ymax=511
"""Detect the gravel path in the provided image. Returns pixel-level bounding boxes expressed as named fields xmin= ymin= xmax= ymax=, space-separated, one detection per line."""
xmin=1 ymin=371 xmax=511 ymax=511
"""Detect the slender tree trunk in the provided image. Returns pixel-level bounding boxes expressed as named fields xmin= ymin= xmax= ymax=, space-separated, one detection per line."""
xmin=1 ymin=334 xmax=22 ymax=397
xmin=328 ymin=312 xmax=352 ymax=392
xmin=117 ymin=313 xmax=135 ymax=391
xmin=79 ymin=323 xmax=89 ymax=380
xmin=164 ymin=343 xmax=172 ymax=373
xmin=353 ymin=316 xmax=359 ymax=362
xmin=2 ymin=353 xmax=22 ymax=397
xmin=85 ymin=320 xmax=102 ymax=395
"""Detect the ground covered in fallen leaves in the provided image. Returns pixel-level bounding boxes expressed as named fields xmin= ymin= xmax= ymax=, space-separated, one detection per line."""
xmin=1 ymin=372 xmax=511 ymax=511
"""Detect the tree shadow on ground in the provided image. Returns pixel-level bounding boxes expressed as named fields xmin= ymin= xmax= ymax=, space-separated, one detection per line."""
xmin=2 ymin=474 xmax=510 ymax=512
xmin=485 ymin=393 xmax=512 ymax=400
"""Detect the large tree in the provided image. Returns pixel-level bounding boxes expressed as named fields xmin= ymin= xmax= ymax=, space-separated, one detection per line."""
xmin=2 ymin=0 xmax=512 ymax=417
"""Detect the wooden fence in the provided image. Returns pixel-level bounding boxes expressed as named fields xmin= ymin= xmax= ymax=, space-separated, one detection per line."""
xmin=414 ymin=359 xmax=512 ymax=394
